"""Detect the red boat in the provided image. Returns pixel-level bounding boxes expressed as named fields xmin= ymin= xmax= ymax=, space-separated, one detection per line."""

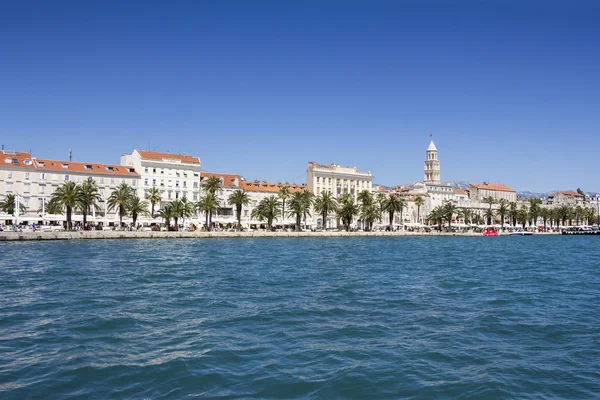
xmin=483 ymin=227 xmax=498 ymax=236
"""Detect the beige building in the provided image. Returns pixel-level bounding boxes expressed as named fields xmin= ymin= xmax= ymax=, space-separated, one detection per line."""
xmin=469 ymin=182 xmax=517 ymax=203
xmin=547 ymin=191 xmax=585 ymax=206
xmin=1 ymin=150 xmax=140 ymax=226
xmin=120 ymin=150 xmax=201 ymax=203
xmin=306 ymin=162 xmax=373 ymax=201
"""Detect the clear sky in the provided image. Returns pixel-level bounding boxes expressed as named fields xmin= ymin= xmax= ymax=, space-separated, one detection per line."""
xmin=1 ymin=1 xmax=599 ymax=192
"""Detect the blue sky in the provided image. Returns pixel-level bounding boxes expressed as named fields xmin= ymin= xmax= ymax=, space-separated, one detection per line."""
xmin=1 ymin=1 xmax=599 ymax=192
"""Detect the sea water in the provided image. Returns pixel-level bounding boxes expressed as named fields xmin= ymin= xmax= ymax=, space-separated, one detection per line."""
xmin=1 ymin=236 xmax=599 ymax=399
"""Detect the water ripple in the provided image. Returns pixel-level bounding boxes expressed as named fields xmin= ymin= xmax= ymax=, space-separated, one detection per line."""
xmin=1 ymin=236 xmax=599 ymax=399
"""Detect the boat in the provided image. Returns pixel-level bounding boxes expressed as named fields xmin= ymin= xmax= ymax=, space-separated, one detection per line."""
xmin=483 ymin=227 xmax=498 ymax=236
xmin=562 ymin=227 xmax=600 ymax=235
xmin=510 ymin=230 xmax=534 ymax=236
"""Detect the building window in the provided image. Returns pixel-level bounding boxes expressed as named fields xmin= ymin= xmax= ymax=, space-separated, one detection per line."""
xmin=161 ymin=169 xmax=164 ymax=174
xmin=110 ymin=178 xmax=115 ymax=184
xmin=244 ymin=210 xmax=248 ymax=217
xmin=193 ymin=193 xmax=198 ymax=201
xmin=144 ymin=178 xmax=148 ymax=186
xmin=24 ymin=183 xmax=30 ymax=193
xmin=7 ymin=171 xmax=12 ymax=179
xmin=252 ymin=200 xmax=257 ymax=206
xmin=153 ymin=179 xmax=157 ymax=186
xmin=152 ymin=168 xmax=156 ymax=173
xmin=168 ymin=191 xmax=172 ymax=199
xmin=99 ymin=178 xmax=104 ymax=184
xmin=175 ymin=180 xmax=179 ymax=187
xmin=6 ymin=183 xmax=13 ymax=192
xmin=132 ymin=180 xmax=137 ymax=186
xmin=175 ymin=192 xmax=179 ymax=199
xmin=183 ymin=181 xmax=187 ymax=188
xmin=193 ymin=182 xmax=198 ymax=188
xmin=40 ymin=185 xmax=45 ymax=194
xmin=65 ymin=175 xmax=70 ymax=181
xmin=40 ymin=173 xmax=46 ymax=180
xmin=25 ymin=172 xmax=30 ymax=180
xmin=145 ymin=167 xmax=149 ymax=173
xmin=24 ymin=198 xmax=30 ymax=207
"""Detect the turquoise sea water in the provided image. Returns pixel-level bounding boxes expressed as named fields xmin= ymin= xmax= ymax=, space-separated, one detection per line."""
xmin=1 ymin=236 xmax=599 ymax=399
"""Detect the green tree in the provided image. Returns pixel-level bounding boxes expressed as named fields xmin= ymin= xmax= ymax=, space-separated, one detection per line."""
xmin=381 ymin=194 xmax=405 ymax=231
xmin=336 ymin=194 xmax=359 ymax=231
xmin=288 ymin=191 xmax=313 ymax=232
xmin=228 ymin=190 xmax=251 ymax=230
xmin=107 ymin=182 xmax=135 ymax=228
xmin=0 ymin=193 xmax=27 ymax=216
xmin=145 ymin=187 xmax=162 ymax=218
xmin=169 ymin=198 xmax=194 ymax=230
xmin=77 ymin=177 xmax=101 ymax=228
xmin=482 ymin=196 xmax=496 ymax=225
xmin=301 ymin=189 xmax=315 ymax=230
xmin=428 ymin=206 xmax=444 ymax=230
xmin=528 ymin=198 xmax=542 ymax=227
xmin=314 ymin=191 xmax=338 ymax=230
xmin=414 ymin=196 xmax=425 ymax=223
xmin=48 ymin=181 xmax=79 ymax=230
xmin=278 ymin=185 xmax=290 ymax=223
xmin=497 ymin=199 xmax=509 ymax=228
xmin=459 ymin=207 xmax=473 ymax=225
xmin=197 ymin=193 xmax=220 ymax=229
xmin=359 ymin=202 xmax=381 ymax=231
xmin=508 ymin=202 xmax=518 ymax=227
xmin=517 ymin=206 xmax=529 ymax=229
xmin=251 ymin=195 xmax=281 ymax=230
xmin=128 ymin=195 xmax=149 ymax=226
xmin=442 ymin=202 xmax=458 ymax=229
xmin=202 ymin=176 xmax=222 ymax=195
xmin=157 ymin=203 xmax=173 ymax=229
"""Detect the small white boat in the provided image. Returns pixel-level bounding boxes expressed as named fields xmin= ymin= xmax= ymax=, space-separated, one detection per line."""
xmin=510 ymin=231 xmax=534 ymax=236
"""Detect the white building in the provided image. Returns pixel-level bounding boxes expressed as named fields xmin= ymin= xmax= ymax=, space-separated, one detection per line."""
xmin=547 ymin=191 xmax=585 ymax=206
xmin=469 ymin=182 xmax=517 ymax=203
xmin=306 ymin=162 xmax=373 ymax=201
xmin=410 ymin=140 xmax=456 ymax=210
xmin=120 ymin=150 xmax=201 ymax=204
xmin=0 ymin=150 xmax=140 ymax=226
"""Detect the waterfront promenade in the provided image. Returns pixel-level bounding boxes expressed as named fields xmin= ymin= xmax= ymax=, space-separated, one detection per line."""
xmin=0 ymin=230 xmax=560 ymax=241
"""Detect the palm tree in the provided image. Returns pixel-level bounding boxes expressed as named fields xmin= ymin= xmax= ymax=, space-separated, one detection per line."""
xmin=336 ymin=194 xmax=359 ymax=231
xmin=359 ymin=202 xmax=381 ymax=231
xmin=508 ymin=202 xmax=518 ymax=227
xmin=202 ymin=176 xmax=222 ymax=195
xmin=251 ymin=195 xmax=281 ymax=230
xmin=228 ymin=190 xmax=251 ymax=230
xmin=0 ymin=193 xmax=27 ymax=215
xmin=483 ymin=196 xmax=496 ymax=225
xmin=428 ymin=206 xmax=444 ymax=230
xmin=381 ymin=194 xmax=403 ymax=231
xmin=301 ymin=189 xmax=315 ymax=230
xmin=414 ymin=196 xmax=425 ymax=223
xmin=170 ymin=198 xmax=194 ymax=230
xmin=539 ymin=207 xmax=550 ymax=230
xmin=128 ymin=196 xmax=149 ymax=226
xmin=197 ymin=193 xmax=220 ymax=229
xmin=288 ymin=191 xmax=313 ymax=232
xmin=145 ymin=187 xmax=162 ymax=218
xmin=497 ymin=199 xmax=509 ymax=228
xmin=459 ymin=208 xmax=473 ymax=225
xmin=77 ymin=177 xmax=101 ymax=228
xmin=157 ymin=203 xmax=173 ymax=229
xmin=107 ymin=182 xmax=135 ymax=228
xmin=314 ymin=191 xmax=338 ymax=230
xmin=48 ymin=181 xmax=79 ymax=230
xmin=574 ymin=205 xmax=584 ymax=226
xmin=442 ymin=202 xmax=458 ymax=229
xmin=517 ymin=206 xmax=529 ymax=229
xmin=528 ymin=199 xmax=542 ymax=227
xmin=278 ymin=185 xmax=290 ymax=224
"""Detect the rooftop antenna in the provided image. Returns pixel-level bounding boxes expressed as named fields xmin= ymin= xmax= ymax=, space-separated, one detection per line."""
xmin=69 ymin=148 xmax=72 ymax=162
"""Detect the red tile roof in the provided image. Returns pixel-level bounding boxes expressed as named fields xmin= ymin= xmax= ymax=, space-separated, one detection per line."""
xmin=34 ymin=159 xmax=139 ymax=176
xmin=201 ymin=172 xmax=242 ymax=187
xmin=376 ymin=187 xmax=388 ymax=193
xmin=136 ymin=150 xmax=200 ymax=164
xmin=241 ymin=181 xmax=306 ymax=193
xmin=1 ymin=151 xmax=37 ymax=169
xmin=470 ymin=183 xmax=515 ymax=193
xmin=454 ymin=189 xmax=468 ymax=195
xmin=549 ymin=191 xmax=584 ymax=198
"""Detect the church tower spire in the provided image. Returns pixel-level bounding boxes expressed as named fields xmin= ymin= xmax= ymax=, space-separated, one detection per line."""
xmin=424 ymin=140 xmax=441 ymax=184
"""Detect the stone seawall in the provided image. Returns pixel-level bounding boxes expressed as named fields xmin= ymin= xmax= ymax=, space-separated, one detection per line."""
xmin=0 ymin=230 xmax=560 ymax=241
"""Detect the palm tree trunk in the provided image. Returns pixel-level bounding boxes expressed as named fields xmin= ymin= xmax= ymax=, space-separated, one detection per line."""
xmin=205 ymin=212 xmax=208 ymax=229
xmin=151 ymin=203 xmax=155 ymax=219
xmin=236 ymin=206 xmax=242 ymax=230
xmin=209 ymin=210 xmax=213 ymax=230
xmin=67 ymin=206 xmax=72 ymax=230
xmin=83 ymin=208 xmax=88 ymax=228
xmin=389 ymin=210 xmax=394 ymax=231
xmin=322 ymin=209 xmax=327 ymax=230
xmin=296 ymin=214 xmax=301 ymax=232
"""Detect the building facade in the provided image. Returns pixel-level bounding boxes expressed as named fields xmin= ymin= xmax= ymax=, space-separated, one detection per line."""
xmin=469 ymin=183 xmax=517 ymax=203
xmin=120 ymin=150 xmax=201 ymax=204
xmin=1 ymin=150 xmax=140 ymax=226
xmin=547 ymin=191 xmax=585 ymax=206
xmin=306 ymin=162 xmax=373 ymax=201
xmin=424 ymin=140 xmax=441 ymax=184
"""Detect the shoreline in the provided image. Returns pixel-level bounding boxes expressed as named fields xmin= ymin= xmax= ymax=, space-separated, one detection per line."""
xmin=0 ymin=230 xmax=562 ymax=241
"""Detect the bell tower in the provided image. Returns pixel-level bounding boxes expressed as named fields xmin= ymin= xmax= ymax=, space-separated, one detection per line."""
xmin=424 ymin=140 xmax=440 ymax=184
